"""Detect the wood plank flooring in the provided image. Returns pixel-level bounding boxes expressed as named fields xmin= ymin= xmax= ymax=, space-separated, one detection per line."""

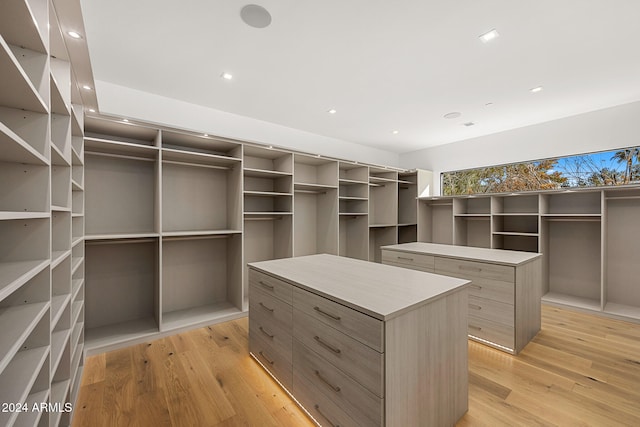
xmin=72 ymin=305 xmax=640 ymax=426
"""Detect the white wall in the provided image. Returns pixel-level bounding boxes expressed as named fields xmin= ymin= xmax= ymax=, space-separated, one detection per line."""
xmin=94 ymin=80 xmax=400 ymax=167
xmin=400 ymin=101 xmax=640 ymax=195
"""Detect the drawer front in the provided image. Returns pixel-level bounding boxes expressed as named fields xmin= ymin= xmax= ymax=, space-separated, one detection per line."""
xmin=468 ymin=315 xmax=514 ymax=351
xmin=381 ymin=249 xmax=435 ymax=270
xmin=249 ymin=285 xmax=292 ymax=332
xmin=467 ymin=277 xmax=514 ymax=305
xmin=249 ymin=314 xmax=292 ymax=365
xmin=382 ymin=259 xmax=435 ymax=274
xmin=293 ymin=368 xmax=364 ymax=427
xmin=468 ymin=295 xmax=514 ymax=326
xmin=435 ymin=257 xmax=514 ymax=283
xmin=293 ymin=308 xmax=384 ymax=398
xmin=293 ymin=340 xmax=383 ymax=427
xmin=250 ymin=333 xmax=292 ymax=390
xmin=293 ymin=287 xmax=383 ymax=352
xmin=249 ymin=268 xmax=293 ymax=304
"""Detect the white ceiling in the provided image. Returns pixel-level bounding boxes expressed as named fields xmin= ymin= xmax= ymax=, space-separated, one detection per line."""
xmin=80 ymin=0 xmax=640 ymax=154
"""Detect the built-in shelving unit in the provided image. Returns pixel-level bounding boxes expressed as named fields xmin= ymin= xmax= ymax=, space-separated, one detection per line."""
xmin=419 ymin=186 xmax=640 ymax=323
xmin=338 ymin=162 xmax=369 ymax=260
xmin=0 ymin=0 xmax=86 ymax=424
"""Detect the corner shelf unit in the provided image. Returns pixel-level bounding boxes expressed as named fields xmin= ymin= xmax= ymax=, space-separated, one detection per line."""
xmin=418 ymin=186 xmax=640 ymax=323
xmin=0 ymin=0 xmax=86 ymax=424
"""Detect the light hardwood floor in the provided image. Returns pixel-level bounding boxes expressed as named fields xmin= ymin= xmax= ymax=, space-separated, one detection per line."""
xmin=72 ymin=305 xmax=640 ymax=426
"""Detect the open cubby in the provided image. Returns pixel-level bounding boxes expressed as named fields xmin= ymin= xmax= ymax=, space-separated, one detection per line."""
xmin=51 ymin=164 xmax=71 ymax=209
xmin=0 ymin=106 xmax=49 ymax=164
xmin=51 ymin=113 xmax=71 ymax=161
xmin=244 ymin=146 xmax=292 ymax=174
xmin=398 ymin=172 xmax=417 ymax=225
xmin=85 ymin=239 xmax=159 ymax=351
xmin=0 ymin=160 xmax=49 ymax=214
xmin=293 ymin=189 xmax=338 ymax=256
xmin=543 ymin=191 xmax=602 ymax=215
xmin=85 ymin=153 xmax=157 ymax=236
xmin=493 ymin=214 xmax=538 ymax=234
xmin=339 ymin=197 xmax=368 ymax=214
xmin=50 ymin=57 xmax=70 ymax=115
xmin=162 ymin=130 xmax=242 ymax=159
xmin=369 ymin=170 xmax=398 ymax=226
xmin=398 ymin=224 xmax=417 ymax=244
xmin=161 ymin=234 xmax=243 ymax=330
xmin=493 ymin=234 xmax=539 ymax=252
xmin=294 ymin=155 xmax=338 ymax=188
xmin=543 ymin=219 xmax=602 ymax=310
xmin=72 ymin=164 xmax=83 ymax=188
xmin=85 ymin=116 xmax=160 ymax=146
xmin=72 ymin=190 xmax=83 ymax=216
xmin=2 ymin=43 xmax=49 ymax=113
xmin=52 ymin=211 xmax=71 ymax=255
xmin=244 ymin=173 xmax=292 ymax=194
xmin=605 ymin=192 xmax=640 ymax=319
xmin=454 ymin=217 xmax=491 ymax=248
xmin=162 ymin=161 xmax=242 ymax=233
xmin=339 ymin=215 xmax=369 ymax=260
xmin=339 ymin=162 xmax=368 ymax=183
xmin=493 ymin=194 xmax=539 ymax=214
xmin=51 ymin=257 xmax=71 ymax=326
xmin=369 ymin=226 xmax=397 ymax=263
xmin=418 ymin=199 xmax=453 ymax=245
xmin=14 ymin=354 xmax=49 ymax=427
xmin=454 ymin=196 xmax=491 ymax=215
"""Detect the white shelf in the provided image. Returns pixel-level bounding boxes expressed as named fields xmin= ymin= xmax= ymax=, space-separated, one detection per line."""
xmin=454 ymin=214 xmax=491 ymax=217
xmin=71 ymin=257 xmax=83 ymax=275
xmin=339 ymin=196 xmax=368 ymax=201
xmin=369 ymin=176 xmax=398 ymax=184
xmin=162 ymin=230 xmax=242 ymax=238
xmin=0 ymin=260 xmax=49 ymax=301
xmin=85 ymin=137 xmax=159 ymax=159
xmin=244 ymin=212 xmax=293 ymax=216
xmin=161 ymin=302 xmax=243 ymax=332
xmin=72 ymin=236 xmax=84 ymax=247
xmin=0 ymin=346 xmax=49 ymax=419
xmin=604 ymin=302 xmax=640 ymax=320
xmin=0 ymin=211 xmax=49 ymax=220
xmin=493 ymin=212 xmax=539 ymax=216
xmin=369 ymin=223 xmax=397 ymax=228
xmin=0 ymin=121 xmax=48 ymax=165
xmin=85 ymin=317 xmax=158 ymax=354
xmin=339 ymin=178 xmax=368 ymax=185
xmin=294 ymin=182 xmax=338 ymax=192
xmin=162 ymin=147 xmax=241 ymax=167
xmin=51 ymin=205 xmax=72 ymax=212
xmin=72 ymin=279 xmax=84 ymax=298
xmin=244 ymin=167 xmax=292 ymax=178
xmin=85 ymin=232 xmax=159 ymax=240
xmin=492 ymin=231 xmax=539 ymax=237
xmin=339 ymin=212 xmax=368 ymax=216
xmin=12 ymin=388 xmax=48 ymax=427
xmin=0 ymin=302 xmax=48 ymax=374
xmin=51 ymin=250 xmax=71 ymax=269
xmin=0 ymin=37 xmax=47 ymax=114
xmin=51 ymin=328 xmax=71 ymax=374
xmin=51 ymin=294 xmax=71 ymax=329
xmin=542 ymin=292 xmax=601 ymax=311
xmin=244 ymin=190 xmax=292 ymax=197
xmin=0 ymin=0 xmax=47 ymax=54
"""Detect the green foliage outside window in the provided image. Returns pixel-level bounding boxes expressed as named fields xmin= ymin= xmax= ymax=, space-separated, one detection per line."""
xmin=442 ymin=147 xmax=640 ymax=196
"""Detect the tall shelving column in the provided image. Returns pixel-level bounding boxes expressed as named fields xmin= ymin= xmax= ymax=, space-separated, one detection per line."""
xmin=83 ymin=117 xmax=161 ymax=354
xmin=0 ymin=0 xmax=52 ymax=425
xmin=397 ymin=171 xmax=418 ymax=243
xmin=491 ymin=194 xmax=539 ymax=252
xmin=293 ymin=154 xmax=339 ymax=257
xmin=243 ymin=145 xmax=293 ymax=309
xmin=160 ymin=130 xmax=243 ymax=331
xmin=338 ymin=161 xmax=369 ymax=260
xmin=369 ymin=167 xmax=398 ymax=262
xmin=452 ymin=196 xmax=491 ymax=248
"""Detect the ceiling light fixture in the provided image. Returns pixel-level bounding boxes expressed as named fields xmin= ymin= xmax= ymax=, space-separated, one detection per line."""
xmin=122 ymin=119 xmax=129 ymax=123
xmin=444 ymin=112 xmax=461 ymax=119
xmin=479 ymin=29 xmax=499 ymax=43
xmin=203 ymin=133 xmax=209 ymax=137
xmin=327 ymin=109 xmax=337 ymax=114
xmin=530 ymin=86 xmax=543 ymax=93
xmin=392 ymin=130 xmax=399 ymax=135
xmin=485 ymin=102 xmax=494 ymax=107
xmin=88 ymin=108 xmax=95 ymax=113
xmin=82 ymin=85 xmax=92 ymax=90
xmin=221 ymin=72 xmax=233 ymax=80
xmin=240 ymin=4 xmax=272 ymax=29
xmin=67 ymin=31 xmax=83 ymax=39
xmin=463 ymin=122 xmax=475 ymax=127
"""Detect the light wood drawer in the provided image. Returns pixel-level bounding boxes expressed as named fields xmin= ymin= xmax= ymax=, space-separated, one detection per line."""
xmin=249 ymin=285 xmax=292 ymax=332
xmin=382 ymin=259 xmax=435 ymax=274
xmin=293 ymin=308 xmax=384 ymax=398
xmin=467 ymin=277 xmax=514 ymax=305
xmin=293 ymin=340 xmax=383 ymax=427
xmin=293 ymin=368 xmax=364 ymax=427
xmin=468 ymin=315 xmax=514 ymax=350
xmin=468 ymin=295 xmax=514 ymax=326
xmin=293 ymin=287 xmax=383 ymax=352
xmin=382 ymin=249 xmax=435 ymax=271
xmin=435 ymin=257 xmax=514 ymax=283
xmin=249 ymin=312 xmax=292 ymax=365
xmin=250 ymin=333 xmax=292 ymax=390
xmin=249 ymin=268 xmax=293 ymax=304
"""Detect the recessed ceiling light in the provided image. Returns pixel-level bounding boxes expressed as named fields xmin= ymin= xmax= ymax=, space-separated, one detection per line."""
xmin=444 ymin=112 xmax=461 ymax=119
xmin=485 ymin=102 xmax=494 ymax=107
xmin=268 ymin=145 xmax=273 ymax=149
xmin=530 ymin=86 xmax=543 ymax=93
xmin=122 ymin=119 xmax=129 ymax=123
xmin=327 ymin=109 xmax=337 ymax=114
xmin=67 ymin=31 xmax=83 ymax=39
xmin=392 ymin=130 xmax=399 ymax=135
xmin=82 ymin=85 xmax=92 ymax=90
xmin=240 ymin=4 xmax=272 ymax=29
xmin=463 ymin=122 xmax=475 ymax=127
xmin=203 ymin=133 xmax=209 ymax=137
xmin=88 ymin=108 xmax=95 ymax=113
xmin=221 ymin=72 xmax=233 ymax=80
xmin=479 ymin=29 xmax=499 ymax=43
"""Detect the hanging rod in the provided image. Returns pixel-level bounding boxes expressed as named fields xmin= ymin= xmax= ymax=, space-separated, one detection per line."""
xmin=295 ymin=189 xmax=327 ymax=194
xmin=162 ymin=159 xmax=230 ymax=170
xmin=245 ymin=216 xmax=283 ymax=221
xmin=163 ymin=234 xmax=231 ymax=242
xmin=86 ymin=238 xmax=156 ymax=246
xmin=85 ymin=151 xmax=156 ymax=162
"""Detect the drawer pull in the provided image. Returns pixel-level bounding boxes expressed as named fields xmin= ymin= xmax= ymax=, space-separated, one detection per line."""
xmin=469 ymin=304 xmax=482 ymax=310
xmin=258 ymin=351 xmax=274 ymax=365
xmin=397 ymin=256 xmax=414 ymax=261
xmin=470 ymin=284 xmax=482 ymax=290
xmin=259 ymin=326 xmax=274 ymax=339
xmin=459 ymin=265 xmax=482 ymax=272
xmin=314 ymin=370 xmax=341 ymax=392
xmin=259 ymin=302 xmax=274 ymax=312
xmin=314 ymin=336 xmax=342 ymax=354
xmin=259 ymin=281 xmax=274 ymax=290
xmin=313 ymin=306 xmax=341 ymax=321
xmin=314 ymin=404 xmax=340 ymax=427
xmin=469 ymin=325 xmax=482 ymax=331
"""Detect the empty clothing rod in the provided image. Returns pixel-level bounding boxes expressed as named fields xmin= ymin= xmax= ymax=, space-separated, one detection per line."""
xmin=86 ymin=238 xmax=156 ymax=245
xmin=85 ymin=151 xmax=156 ymax=162
xmin=163 ymin=234 xmax=231 ymax=242
xmin=245 ymin=217 xmax=283 ymax=221
xmin=162 ymin=160 xmax=231 ymax=170
xmin=295 ymin=190 xmax=327 ymax=194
